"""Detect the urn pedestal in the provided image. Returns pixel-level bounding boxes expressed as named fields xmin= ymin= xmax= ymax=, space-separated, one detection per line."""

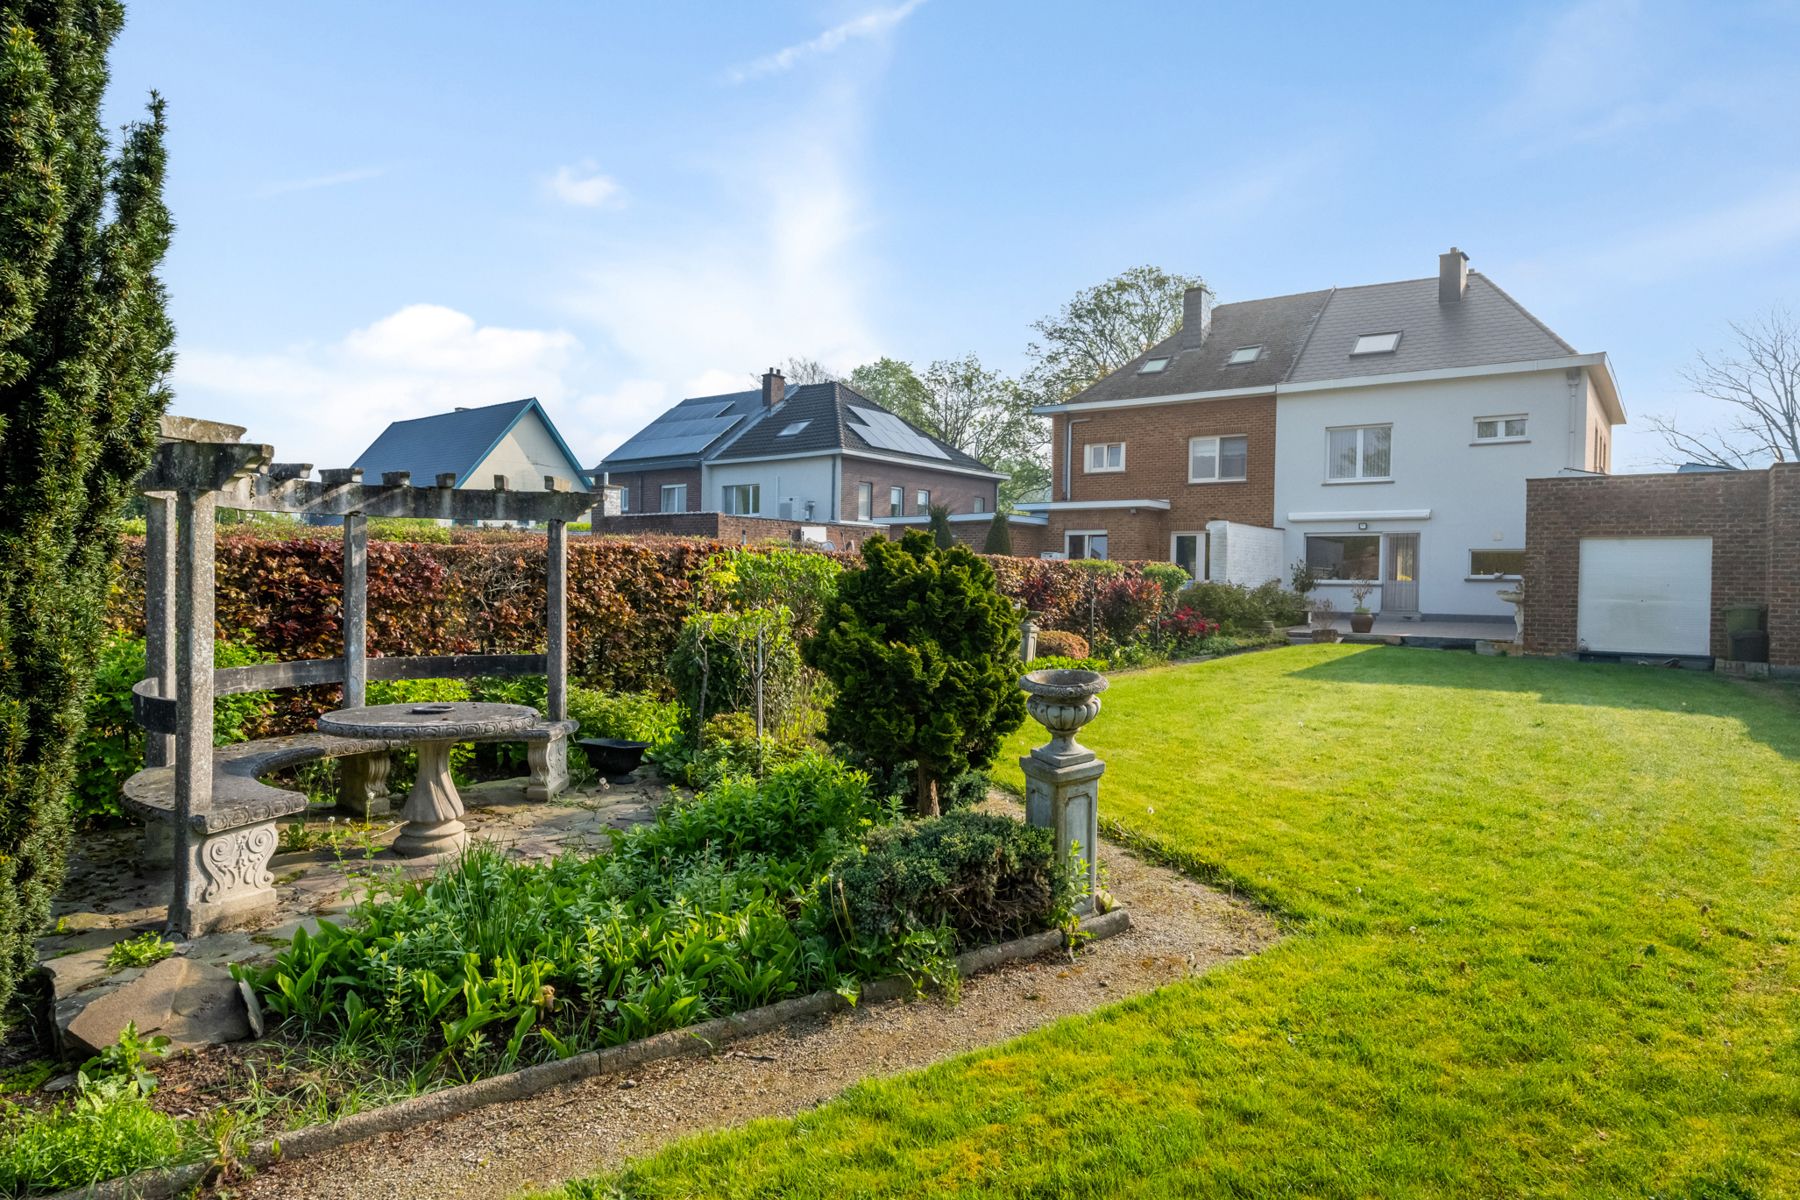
xmin=1018 ymin=669 xmax=1109 ymax=913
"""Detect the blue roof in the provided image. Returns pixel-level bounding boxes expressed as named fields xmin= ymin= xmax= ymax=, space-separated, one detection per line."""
xmin=353 ymin=398 xmax=590 ymax=489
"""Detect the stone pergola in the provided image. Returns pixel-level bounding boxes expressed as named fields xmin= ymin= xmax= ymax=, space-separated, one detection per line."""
xmin=130 ymin=416 xmax=593 ymax=936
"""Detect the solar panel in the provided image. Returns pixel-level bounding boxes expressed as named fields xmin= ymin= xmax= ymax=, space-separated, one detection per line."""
xmin=847 ymin=406 xmax=948 ymax=460
xmin=609 ymin=412 xmax=743 ymax=460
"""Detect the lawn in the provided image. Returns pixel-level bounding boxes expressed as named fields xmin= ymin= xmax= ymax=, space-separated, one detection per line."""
xmin=539 ymin=646 xmax=1800 ymax=1199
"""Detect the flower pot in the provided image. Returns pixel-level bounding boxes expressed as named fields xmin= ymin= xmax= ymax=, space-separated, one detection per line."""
xmin=577 ymin=737 xmax=650 ymax=782
xmin=1349 ymin=611 xmax=1375 ymax=634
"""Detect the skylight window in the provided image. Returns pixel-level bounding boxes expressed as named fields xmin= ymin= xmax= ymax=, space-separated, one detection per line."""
xmin=1138 ymin=357 xmax=1171 ymax=374
xmin=1351 ymin=332 xmax=1402 ymax=355
xmin=1227 ymin=345 xmax=1262 ymax=365
xmin=777 ymin=420 xmax=811 ymax=437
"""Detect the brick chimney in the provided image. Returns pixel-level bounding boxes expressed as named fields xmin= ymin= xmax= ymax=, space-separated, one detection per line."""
xmin=761 ymin=367 xmax=785 ymax=409
xmin=1439 ymin=247 xmax=1469 ymax=304
xmin=1180 ymin=285 xmax=1214 ymax=349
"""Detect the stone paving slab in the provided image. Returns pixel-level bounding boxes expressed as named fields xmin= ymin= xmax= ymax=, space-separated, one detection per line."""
xmin=38 ymin=774 xmax=663 ymax=1055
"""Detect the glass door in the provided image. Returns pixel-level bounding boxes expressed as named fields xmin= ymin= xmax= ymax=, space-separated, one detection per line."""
xmin=1384 ymin=533 xmax=1420 ymax=615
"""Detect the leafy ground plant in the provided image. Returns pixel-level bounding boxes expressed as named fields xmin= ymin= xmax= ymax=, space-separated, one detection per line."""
xmin=541 ymin=647 xmax=1800 ymax=1199
xmin=104 ymin=932 xmax=176 ymax=973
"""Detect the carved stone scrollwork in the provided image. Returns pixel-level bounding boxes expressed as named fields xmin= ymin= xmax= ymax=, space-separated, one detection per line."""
xmin=198 ymin=824 xmax=277 ymax=904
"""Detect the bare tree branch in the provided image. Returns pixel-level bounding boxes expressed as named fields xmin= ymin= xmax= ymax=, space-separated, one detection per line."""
xmin=1653 ymin=305 xmax=1800 ymax=468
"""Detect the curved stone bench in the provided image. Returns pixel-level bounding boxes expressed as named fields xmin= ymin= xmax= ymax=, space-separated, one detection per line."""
xmin=123 ymin=719 xmax=580 ymax=933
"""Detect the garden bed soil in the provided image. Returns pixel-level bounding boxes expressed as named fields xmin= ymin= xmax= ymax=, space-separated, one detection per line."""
xmin=219 ymin=811 xmax=1276 ymax=1200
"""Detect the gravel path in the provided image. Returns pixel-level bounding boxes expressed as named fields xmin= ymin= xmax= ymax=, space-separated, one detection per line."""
xmin=232 ymin=825 xmax=1277 ymax=1200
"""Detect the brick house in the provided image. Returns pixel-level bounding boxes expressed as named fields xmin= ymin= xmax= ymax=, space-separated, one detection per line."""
xmin=1524 ymin=465 xmax=1800 ymax=665
xmin=598 ymin=370 xmax=1009 ymax=536
xmin=1029 ymin=249 xmax=1627 ymax=619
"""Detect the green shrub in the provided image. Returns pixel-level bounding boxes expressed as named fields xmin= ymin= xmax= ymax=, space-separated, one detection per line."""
xmin=828 ymin=811 xmax=1075 ymax=956
xmin=1034 ymin=629 xmax=1089 ymax=659
xmin=566 ymin=687 xmax=682 ymax=750
xmin=72 ymin=632 xmax=275 ymax=824
xmin=240 ymin=755 xmax=890 ymax=1075
xmin=670 ymin=608 xmax=805 ymax=737
xmin=702 ymin=547 xmax=842 ymax=635
xmin=1177 ymin=580 xmax=1306 ymax=636
xmin=1140 ymin=562 xmax=1191 ymax=609
xmin=365 ymin=517 xmax=453 ymax=544
xmin=806 ymin=532 xmax=1026 ymax=816
xmin=981 ymin=510 xmax=1011 ymax=555
xmin=0 ymin=1076 xmax=194 ymax=1196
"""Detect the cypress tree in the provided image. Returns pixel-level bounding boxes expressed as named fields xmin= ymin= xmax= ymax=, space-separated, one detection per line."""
xmin=927 ymin=503 xmax=954 ymax=549
xmin=982 ymin=507 xmax=1011 ymax=555
xmin=805 ymin=531 xmax=1026 ymax=817
xmin=0 ymin=2 xmax=173 ymax=1015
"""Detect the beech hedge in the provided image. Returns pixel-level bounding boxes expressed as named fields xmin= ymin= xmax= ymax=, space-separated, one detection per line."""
xmin=106 ymin=532 xmax=1175 ymax=695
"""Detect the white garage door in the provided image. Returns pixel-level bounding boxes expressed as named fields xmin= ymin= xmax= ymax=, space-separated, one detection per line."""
xmin=1577 ymin=537 xmax=1713 ymax=655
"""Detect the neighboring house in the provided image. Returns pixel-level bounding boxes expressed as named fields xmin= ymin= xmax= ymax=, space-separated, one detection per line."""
xmin=1027 ymin=249 xmax=1626 ymax=620
xmin=599 ymin=369 xmax=1007 ymax=525
xmin=353 ymin=397 xmax=591 ymax=502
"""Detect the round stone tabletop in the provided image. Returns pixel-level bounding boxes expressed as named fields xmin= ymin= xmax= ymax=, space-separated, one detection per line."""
xmin=318 ymin=701 xmax=540 ymax=741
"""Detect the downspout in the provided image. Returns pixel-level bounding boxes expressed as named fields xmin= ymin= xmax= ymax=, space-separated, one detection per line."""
xmin=1063 ymin=417 xmax=1091 ymax=501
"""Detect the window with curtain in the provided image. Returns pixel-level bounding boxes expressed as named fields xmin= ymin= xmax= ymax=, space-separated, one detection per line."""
xmin=721 ymin=483 xmax=759 ymax=515
xmin=1189 ymin=435 xmax=1248 ymax=482
xmin=855 ymin=482 xmax=872 ymax=521
xmin=1327 ymin=425 xmax=1392 ymax=480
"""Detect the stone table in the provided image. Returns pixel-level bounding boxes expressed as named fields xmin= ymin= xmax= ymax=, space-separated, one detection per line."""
xmin=317 ymin=702 xmax=538 ymax=856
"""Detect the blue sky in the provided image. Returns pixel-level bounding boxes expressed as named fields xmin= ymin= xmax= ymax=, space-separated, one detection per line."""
xmin=106 ymin=1 xmax=1800 ymax=473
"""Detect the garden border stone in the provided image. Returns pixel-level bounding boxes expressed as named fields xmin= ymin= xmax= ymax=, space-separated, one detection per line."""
xmin=46 ymin=907 xmax=1130 ymax=1200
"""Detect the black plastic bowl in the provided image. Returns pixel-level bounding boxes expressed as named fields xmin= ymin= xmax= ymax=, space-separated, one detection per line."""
xmin=577 ymin=737 xmax=651 ymax=781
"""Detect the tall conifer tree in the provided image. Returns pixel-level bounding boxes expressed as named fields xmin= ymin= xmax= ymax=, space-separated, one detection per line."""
xmin=0 ymin=1 xmax=173 ymax=1013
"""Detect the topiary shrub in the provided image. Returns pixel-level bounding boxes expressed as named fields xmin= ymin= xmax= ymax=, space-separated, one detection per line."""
xmin=981 ymin=509 xmax=1012 ymax=555
xmin=828 ymin=810 xmax=1075 ymax=953
xmin=805 ymin=531 xmax=1026 ymax=816
xmin=1034 ymin=629 xmax=1090 ymax=659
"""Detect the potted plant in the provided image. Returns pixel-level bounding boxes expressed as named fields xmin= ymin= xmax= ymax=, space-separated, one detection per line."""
xmin=1348 ymin=581 xmax=1377 ymax=634
xmin=1309 ymin=596 xmax=1340 ymax=643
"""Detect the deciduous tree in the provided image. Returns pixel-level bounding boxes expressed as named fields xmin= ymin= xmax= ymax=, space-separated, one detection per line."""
xmin=1024 ymin=265 xmax=1206 ymax=405
xmin=1648 ymin=306 xmax=1800 ymax=468
xmin=0 ymin=1 xmax=174 ymax=1013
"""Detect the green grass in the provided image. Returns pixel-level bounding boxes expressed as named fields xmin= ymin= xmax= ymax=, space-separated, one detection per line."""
xmin=535 ymin=647 xmax=1800 ymax=1199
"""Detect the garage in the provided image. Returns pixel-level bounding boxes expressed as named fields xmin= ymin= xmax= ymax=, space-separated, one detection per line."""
xmin=1576 ymin=537 xmax=1713 ymax=656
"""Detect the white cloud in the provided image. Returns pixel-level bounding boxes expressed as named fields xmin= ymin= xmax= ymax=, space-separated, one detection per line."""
xmin=258 ymin=165 xmax=390 ymax=198
xmin=174 ymin=305 xmax=584 ymax=470
xmin=726 ymin=0 xmax=926 ymax=83
xmin=559 ymin=75 xmax=884 ymax=450
xmin=546 ymin=163 xmax=625 ymax=208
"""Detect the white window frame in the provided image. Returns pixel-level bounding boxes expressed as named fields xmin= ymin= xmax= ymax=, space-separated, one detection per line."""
xmin=973 ymin=496 xmax=986 ymax=514
xmin=888 ymin=485 xmax=904 ymax=516
xmin=1351 ymin=331 xmax=1402 ymax=356
xmin=1325 ymin=423 xmax=1393 ymax=483
xmin=1467 ymin=548 xmax=1525 ymax=580
xmin=1227 ymin=345 xmax=1262 ymax=365
xmin=1065 ymin=530 xmax=1108 ymax=561
xmin=617 ymin=487 xmax=630 ymax=512
xmin=1170 ymin=530 xmax=1208 ymax=580
xmin=915 ymin=488 xmax=930 ymax=511
xmin=1188 ymin=434 xmax=1249 ymax=483
xmin=659 ymin=484 xmax=687 ymax=513
xmin=721 ymin=483 xmax=760 ymax=515
xmin=1473 ymin=414 xmax=1529 ymax=444
xmin=1084 ymin=442 xmax=1126 ymax=473
xmin=855 ymin=481 xmax=873 ymax=521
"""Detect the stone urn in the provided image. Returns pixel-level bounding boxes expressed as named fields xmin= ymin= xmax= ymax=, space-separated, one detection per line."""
xmin=1496 ymin=586 xmax=1525 ymax=642
xmin=1019 ymin=668 xmax=1109 ymax=913
xmin=1019 ymin=668 xmax=1108 ymax=767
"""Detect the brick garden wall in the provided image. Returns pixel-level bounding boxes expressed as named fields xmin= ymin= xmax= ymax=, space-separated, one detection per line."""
xmin=1524 ymin=466 xmax=1800 ymax=662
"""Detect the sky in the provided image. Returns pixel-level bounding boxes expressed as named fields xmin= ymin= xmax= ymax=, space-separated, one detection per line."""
xmin=105 ymin=0 xmax=1800 ymax=474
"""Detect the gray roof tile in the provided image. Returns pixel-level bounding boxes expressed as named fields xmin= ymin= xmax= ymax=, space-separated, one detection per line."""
xmin=1285 ymin=273 xmax=1575 ymax=382
xmin=713 ymin=381 xmax=994 ymax=473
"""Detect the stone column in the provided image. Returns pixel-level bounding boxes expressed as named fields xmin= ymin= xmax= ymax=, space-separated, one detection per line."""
xmin=143 ymin=493 xmax=178 ymax=768
xmin=546 ymin=518 xmax=568 ymax=723
xmin=1018 ymin=669 xmax=1108 ymax=913
xmin=336 ymin=511 xmax=390 ymax=814
xmin=168 ymin=489 xmax=217 ymax=937
xmin=1020 ymin=616 xmax=1038 ymax=664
